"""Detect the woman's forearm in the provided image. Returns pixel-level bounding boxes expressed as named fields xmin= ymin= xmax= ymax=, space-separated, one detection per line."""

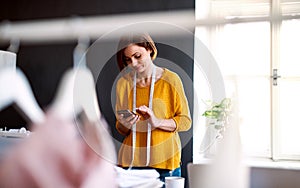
xmin=153 ymin=118 xmax=176 ymax=132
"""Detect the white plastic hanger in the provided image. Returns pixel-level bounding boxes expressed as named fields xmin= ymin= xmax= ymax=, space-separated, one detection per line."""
xmin=0 ymin=68 xmax=45 ymax=124
xmin=49 ymin=67 xmax=116 ymax=163
xmin=49 ymin=36 xmax=99 ymax=121
xmin=49 ymin=67 xmax=100 ymax=122
xmin=48 ymin=39 xmax=116 ymax=163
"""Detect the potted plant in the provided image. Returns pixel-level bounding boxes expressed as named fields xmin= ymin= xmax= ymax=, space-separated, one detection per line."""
xmin=202 ymin=98 xmax=231 ymax=132
xmin=199 ymin=98 xmax=232 ymax=156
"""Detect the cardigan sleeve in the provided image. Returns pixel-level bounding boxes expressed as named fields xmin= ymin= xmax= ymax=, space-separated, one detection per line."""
xmin=115 ymin=78 xmax=131 ymax=136
xmin=171 ymin=73 xmax=192 ymax=132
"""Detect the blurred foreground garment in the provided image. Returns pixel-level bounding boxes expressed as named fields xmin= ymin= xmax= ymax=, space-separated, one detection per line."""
xmin=0 ymin=113 xmax=117 ymax=188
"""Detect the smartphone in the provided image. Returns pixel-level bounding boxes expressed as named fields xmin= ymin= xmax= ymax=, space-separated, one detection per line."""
xmin=117 ymin=110 xmax=137 ymax=118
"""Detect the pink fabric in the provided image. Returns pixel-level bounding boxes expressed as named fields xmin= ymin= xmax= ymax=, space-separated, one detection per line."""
xmin=0 ymin=113 xmax=117 ymax=188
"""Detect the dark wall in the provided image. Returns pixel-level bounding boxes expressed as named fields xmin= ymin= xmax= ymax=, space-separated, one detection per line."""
xmin=0 ymin=1 xmax=194 ymax=187
xmin=0 ymin=0 xmax=194 ymax=21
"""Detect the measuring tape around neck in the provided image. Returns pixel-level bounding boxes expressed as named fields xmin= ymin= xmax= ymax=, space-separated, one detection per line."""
xmin=130 ymin=64 xmax=156 ymax=168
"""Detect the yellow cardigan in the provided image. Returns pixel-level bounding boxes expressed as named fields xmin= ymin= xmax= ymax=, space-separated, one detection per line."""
xmin=115 ymin=68 xmax=191 ymax=170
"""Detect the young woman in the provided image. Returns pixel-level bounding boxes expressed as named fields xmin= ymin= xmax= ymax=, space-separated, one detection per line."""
xmin=115 ymin=33 xmax=191 ymax=182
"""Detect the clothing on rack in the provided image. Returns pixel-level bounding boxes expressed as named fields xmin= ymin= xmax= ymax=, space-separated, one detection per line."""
xmin=0 ymin=66 xmax=118 ymax=188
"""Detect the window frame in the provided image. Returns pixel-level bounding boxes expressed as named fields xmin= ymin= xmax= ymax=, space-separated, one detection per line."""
xmin=194 ymin=0 xmax=300 ymax=162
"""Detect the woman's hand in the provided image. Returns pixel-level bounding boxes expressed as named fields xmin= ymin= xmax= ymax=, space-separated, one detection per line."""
xmin=116 ymin=113 xmax=139 ymax=130
xmin=137 ymin=105 xmax=177 ymax=131
xmin=136 ymin=105 xmax=160 ymax=128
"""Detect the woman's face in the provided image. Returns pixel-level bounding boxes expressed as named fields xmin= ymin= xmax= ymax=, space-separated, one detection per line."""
xmin=123 ymin=44 xmax=152 ymax=73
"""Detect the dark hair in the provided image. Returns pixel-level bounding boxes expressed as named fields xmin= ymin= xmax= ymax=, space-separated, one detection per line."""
xmin=116 ymin=33 xmax=157 ymax=71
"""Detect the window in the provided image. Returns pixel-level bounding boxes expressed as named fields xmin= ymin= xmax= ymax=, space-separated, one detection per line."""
xmin=194 ymin=0 xmax=300 ymax=162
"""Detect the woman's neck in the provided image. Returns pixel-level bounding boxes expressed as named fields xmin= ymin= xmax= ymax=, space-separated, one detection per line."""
xmin=136 ymin=64 xmax=155 ymax=80
xmin=136 ymin=65 xmax=156 ymax=87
